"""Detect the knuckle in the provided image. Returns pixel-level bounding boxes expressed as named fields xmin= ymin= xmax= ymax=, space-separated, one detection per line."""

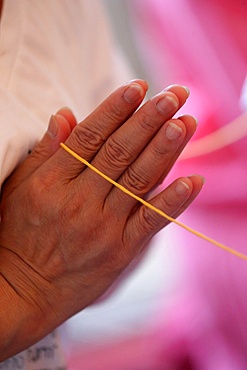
xmin=138 ymin=197 xmax=175 ymax=233
xmin=72 ymin=124 xmax=105 ymax=154
xmin=31 ymin=144 xmax=49 ymax=161
xmin=101 ymin=101 xmax=125 ymax=123
xmin=162 ymin=199 xmax=174 ymax=213
xmin=104 ymin=248 xmax=128 ymax=273
xmin=139 ymin=206 xmax=160 ymax=231
xmin=29 ymin=173 xmax=45 ymax=196
xmin=22 ymin=175 xmax=48 ymax=221
xmin=151 ymin=144 xmax=168 ymax=159
xmin=124 ymin=167 xmax=150 ymax=194
xmin=138 ymin=110 xmax=158 ymax=132
xmin=103 ymin=136 xmax=131 ymax=168
xmin=158 ymin=196 xmax=176 ymax=215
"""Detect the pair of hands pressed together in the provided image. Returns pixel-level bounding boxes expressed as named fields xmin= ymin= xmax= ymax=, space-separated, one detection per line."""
xmin=0 ymin=80 xmax=203 ymax=360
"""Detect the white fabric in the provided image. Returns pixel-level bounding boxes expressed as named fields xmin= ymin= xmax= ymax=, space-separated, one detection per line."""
xmin=0 ymin=0 xmax=131 ymax=368
xmin=0 ymin=0 xmax=131 ymax=186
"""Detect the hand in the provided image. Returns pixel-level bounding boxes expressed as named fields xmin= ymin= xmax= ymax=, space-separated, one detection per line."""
xmin=0 ymin=80 xmax=203 ymax=359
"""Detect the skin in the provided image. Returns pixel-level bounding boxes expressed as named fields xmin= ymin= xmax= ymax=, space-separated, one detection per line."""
xmin=0 ymin=0 xmax=2 ymax=19
xmin=0 ymin=80 xmax=203 ymax=360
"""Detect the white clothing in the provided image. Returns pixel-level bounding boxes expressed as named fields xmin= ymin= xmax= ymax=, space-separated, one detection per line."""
xmin=0 ymin=0 xmax=131 ymax=368
xmin=0 ymin=0 xmax=131 ymax=186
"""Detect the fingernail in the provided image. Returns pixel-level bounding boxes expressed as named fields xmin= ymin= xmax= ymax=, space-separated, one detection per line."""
xmin=47 ymin=115 xmax=58 ymax=138
xmin=193 ymin=115 xmax=199 ymax=125
xmin=179 ymin=114 xmax=198 ymax=125
xmin=156 ymin=95 xmax=178 ymax=114
xmin=164 ymin=84 xmax=190 ymax=98
xmin=182 ymin=85 xmax=190 ymax=97
xmin=166 ymin=122 xmax=183 ymax=140
xmin=175 ymin=180 xmax=190 ymax=195
xmin=123 ymin=83 xmax=143 ymax=103
xmin=188 ymin=174 xmax=206 ymax=184
xmin=189 ymin=115 xmax=198 ymax=125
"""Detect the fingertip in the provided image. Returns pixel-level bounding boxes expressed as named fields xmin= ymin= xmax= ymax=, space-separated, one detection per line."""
xmin=24 ymin=114 xmax=72 ymax=175
xmin=164 ymin=84 xmax=190 ymax=107
xmin=55 ymin=107 xmax=77 ymax=130
xmin=175 ymin=174 xmax=205 ymax=197
xmin=181 ymin=85 xmax=190 ymax=97
xmin=125 ymin=79 xmax=149 ymax=91
xmin=155 ymin=92 xmax=179 ymax=115
xmin=47 ymin=113 xmax=72 ymax=145
xmin=123 ymin=80 xmax=148 ymax=104
xmin=178 ymin=114 xmax=198 ymax=126
xmin=177 ymin=114 xmax=198 ymax=139
xmin=175 ymin=179 xmax=191 ymax=195
xmin=47 ymin=115 xmax=59 ymax=138
xmin=54 ymin=114 xmax=72 ymax=142
xmin=188 ymin=174 xmax=206 ymax=190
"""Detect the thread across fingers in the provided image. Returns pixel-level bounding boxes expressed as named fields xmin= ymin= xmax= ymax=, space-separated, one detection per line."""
xmin=122 ymin=176 xmax=194 ymax=250
xmin=61 ymin=143 xmax=247 ymax=262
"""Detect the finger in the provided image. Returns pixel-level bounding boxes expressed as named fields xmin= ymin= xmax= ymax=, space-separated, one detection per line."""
xmin=24 ymin=111 xmax=73 ymax=169
xmin=84 ymin=85 xmax=190 ymax=197
xmin=55 ymin=80 xmax=148 ymax=177
xmin=164 ymin=84 xmax=190 ymax=104
xmin=171 ymin=174 xmax=205 ymax=220
xmin=107 ymin=117 xmax=187 ymax=213
xmin=156 ymin=114 xmax=198 ymax=185
xmin=123 ymin=175 xmax=204 ymax=254
xmin=56 ymin=107 xmax=77 ymax=131
xmin=3 ymin=111 xmax=75 ymax=194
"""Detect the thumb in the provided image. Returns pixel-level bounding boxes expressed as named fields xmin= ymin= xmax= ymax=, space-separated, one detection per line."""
xmin=23 ymin=107 xmax=77 ymax=173
xmin=3 ymin=108 xmax=77 ymax=194
xmin=31 ymin=111 xmax=75 ymax=166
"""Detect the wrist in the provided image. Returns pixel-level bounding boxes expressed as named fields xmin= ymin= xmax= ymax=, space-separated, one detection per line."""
xmin=0 ymin=247 xmax=57 ymax=361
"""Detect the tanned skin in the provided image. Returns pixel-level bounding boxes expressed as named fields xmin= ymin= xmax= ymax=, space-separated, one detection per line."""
xmin=0 ymin=0 xmax=3 ymax=19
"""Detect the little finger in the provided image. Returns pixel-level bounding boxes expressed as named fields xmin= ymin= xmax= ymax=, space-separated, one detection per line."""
xmin=123 ymin=175 xmax=204 ymax=253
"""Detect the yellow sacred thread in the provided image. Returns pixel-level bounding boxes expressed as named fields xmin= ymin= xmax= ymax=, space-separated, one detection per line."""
xmin=60 ymin=143 xmax=247 ymax=262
